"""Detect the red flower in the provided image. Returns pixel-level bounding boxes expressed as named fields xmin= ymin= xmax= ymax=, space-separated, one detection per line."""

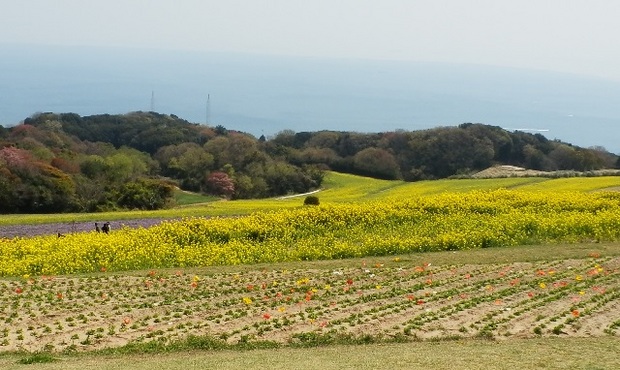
xmin=15 ymin=287 xmax=23 ymax=294
xmin=346 ymin=279 xmax=353 ymax=285
xmin=263 ymin=313 xmax=271 ymax=320
xmin=57 ymin=292 xmax=63 ymax=300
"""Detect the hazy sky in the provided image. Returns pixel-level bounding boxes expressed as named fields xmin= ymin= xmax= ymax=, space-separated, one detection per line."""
xmin=2 ymin=0 xmax=620 ymax=80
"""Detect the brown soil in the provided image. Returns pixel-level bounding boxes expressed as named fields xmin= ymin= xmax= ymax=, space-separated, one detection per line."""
xmin=471 ymin=165 xmax=620 ymax=178
xmin=1 ymin=255 xmax=618 ymax=353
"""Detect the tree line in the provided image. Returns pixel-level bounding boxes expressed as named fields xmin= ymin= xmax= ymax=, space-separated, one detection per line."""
xmin=268 ymin=122 xmax=618 ymax=181
xmin=0 ymin=112 xmax=617 ymax=213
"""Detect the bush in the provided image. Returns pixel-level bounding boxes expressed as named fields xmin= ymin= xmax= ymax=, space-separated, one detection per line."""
xmin=304 ymin=195 xmax=320 ymax=205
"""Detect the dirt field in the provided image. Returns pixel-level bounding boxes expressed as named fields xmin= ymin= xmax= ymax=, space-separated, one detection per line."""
xmin=471 ymin=165 xmax=620 ymax=178
xmin=1 ymin=246 xmax=618 ymax=353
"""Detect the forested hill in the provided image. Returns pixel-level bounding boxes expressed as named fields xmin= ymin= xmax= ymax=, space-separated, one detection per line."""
xmin=0 ymin=111 xmax=618 ymax=213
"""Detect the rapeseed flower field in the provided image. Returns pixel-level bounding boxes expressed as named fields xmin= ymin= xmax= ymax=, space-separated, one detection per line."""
xmin=2 ymin=189 xmax=619 ymax=276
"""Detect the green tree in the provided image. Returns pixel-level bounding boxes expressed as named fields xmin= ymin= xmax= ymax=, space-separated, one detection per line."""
xmin=116 ymin=178 xmax=174 ymax=210
xmin=353 ymin=147 xmax=401 ymax=179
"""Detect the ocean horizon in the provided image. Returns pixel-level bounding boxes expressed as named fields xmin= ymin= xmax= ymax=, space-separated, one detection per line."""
xmin=2 ymin=44 xmax=619 ymax=154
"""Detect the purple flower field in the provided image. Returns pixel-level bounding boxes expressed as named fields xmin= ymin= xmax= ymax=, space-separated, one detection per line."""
xmin=0 ymin=218 xmax=171 ymax=239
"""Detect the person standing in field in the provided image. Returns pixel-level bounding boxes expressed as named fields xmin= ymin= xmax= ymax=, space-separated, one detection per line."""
xmin=101 ymin=222 xmax=110 ymax=234
xmin=95 ymin=223 xmax=100 ymax=233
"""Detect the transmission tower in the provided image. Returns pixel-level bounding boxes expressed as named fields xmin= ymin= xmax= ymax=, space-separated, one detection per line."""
xmin=206 ymin=94 xmax=211 ymax=125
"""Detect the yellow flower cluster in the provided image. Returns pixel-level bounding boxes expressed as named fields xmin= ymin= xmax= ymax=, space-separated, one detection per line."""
xmin=1 ymin=190 xmax=620 ymax=276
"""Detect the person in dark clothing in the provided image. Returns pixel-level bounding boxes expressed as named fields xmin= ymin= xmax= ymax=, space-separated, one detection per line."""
xmin=101 ymin=222 xmax=110 ymax=234
xmin=95 ymin=223 xmax=100 ymax=233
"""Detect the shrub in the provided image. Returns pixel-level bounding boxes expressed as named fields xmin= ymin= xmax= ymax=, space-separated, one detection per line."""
xmin=304 ymin=195 xmax=320 ymax=206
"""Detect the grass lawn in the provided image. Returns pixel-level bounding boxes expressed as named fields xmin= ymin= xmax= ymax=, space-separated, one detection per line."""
xmin=1 ymin=337 xmax=618 ymax=370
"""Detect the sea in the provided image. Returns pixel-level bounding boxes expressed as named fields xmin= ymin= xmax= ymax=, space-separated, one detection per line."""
xmin=1 ymin=44 xmax=619 ymax=154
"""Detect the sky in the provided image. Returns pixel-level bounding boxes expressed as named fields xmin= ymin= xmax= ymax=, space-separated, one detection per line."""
xmin=2 ymin=0 xmax=620 ymax=81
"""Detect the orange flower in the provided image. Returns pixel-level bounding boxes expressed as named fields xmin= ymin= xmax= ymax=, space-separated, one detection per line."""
xmin=571 ymin=310 xmax=580 ymax=317
xmin=263 ymin=313 xmax=271 ymax=320
xmin=123 ymin=317 xmax=131 ymax=325
xmin=15 ymin=287 xmax=23 ymax=294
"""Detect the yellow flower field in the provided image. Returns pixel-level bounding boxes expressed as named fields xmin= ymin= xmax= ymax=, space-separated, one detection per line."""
xmin=2 ymin=189 xmax=620 ymax=276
